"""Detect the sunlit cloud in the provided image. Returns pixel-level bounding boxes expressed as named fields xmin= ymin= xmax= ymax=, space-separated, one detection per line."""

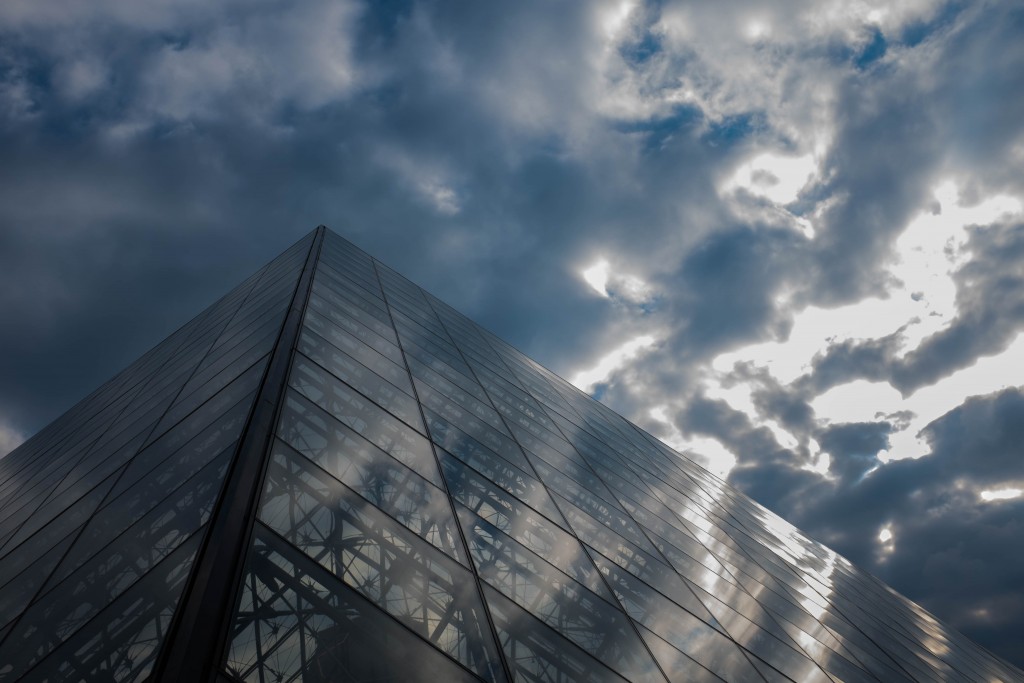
xmin=979 ymin=488 xmax=1024 ymax=503
xmin=802 ymin=438 xmax=832 ymax=477
xmin=891 ymin=181 xmax=1022 ymax=355
xmin=712 ymin=181 xmax=1024 ymax=465
xmin=702 ymin=374 xmax=758 ymax=417
xmin=812 ymin=333 xmax=1024 ymax=461
xmin=600 ymin=0 xmax=635 ymax=39
xmin=811 ymin=380 xmax=903 ymax=425
xmin=715 ymin=181 xmax=1024 ymax=385
xmin=579 ymin=257 xmax=654 ymax=304
xmin=877 ymin=523 xmax=895 ymax=560
xmin=582 ymin=259 xmax=611 ymax=297
xmin=725 ymin=152 xmax=818 ymax=205
xmin=713 ymin=298 xmax=917 ymax=384
xmin=763 ymin=419 xmax=799 ymax=450
xmin=419 ymin=180 xmax=461 ymax=215
xmin=744 ymin=19 xmax=771 ymax=42
xmin=649 ymin=405 xmax=738 ymax=478
xmin=571 ymin=334 xmax=658 ymax=392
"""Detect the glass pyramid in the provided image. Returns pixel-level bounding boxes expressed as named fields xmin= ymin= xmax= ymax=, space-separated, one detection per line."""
xmin=0 ymin=227 xmax=1019 ymax=683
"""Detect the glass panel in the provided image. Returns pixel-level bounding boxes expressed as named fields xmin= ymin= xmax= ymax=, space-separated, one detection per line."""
xmin=439 ymin=444 xmax=564 ymax=527
xmin=290 ymin=354 xmax=429 ymax=449
xmin=317 ymin=260 xmax=383 ymax=303
xmin=414 ymin=377 xmax=508 ymax=435
xmin=0 ymin=533 xmax=74 ymax=631
xmin=304 ymin=301 xmax=403 ymax=366
xmin=263 ymin=442 xmax=465 ymax=564
xmin=440 ymin=454 xmax=586 ymax=570
xmin=45 ymin=446 xmax=233 ymax=591
xmin=460 ymin=508 xmax=664 ymax=681
xmin=550 ymin=491 xmax=661 ymax=559
xmin=297 ymin=333 xmax=420 ymax=427
xmin=591 ymin=553 xmax=761 ymax=682
xmin=0 ymin=531 xmax=202 ymax=681
xmin=299 ymin=321 xmax=412 ymax=395
xmin=111 ymin=386 xmax=255 ymax=501
xmin=278 ymin=390 xmax=442 ymax=488
xmin=455 ymin=502 xmax=614 ymax=605
xmin=424 ymin=406 xmax=528 ymax=474
xmin=409 ymin=354 xmax=490 ymax=405
xmin=256 ymin=454 xmax=503 ymax=679
xmin=636 ymin=625 xmax=728 ymax=683
xmin=160 ymin=343 xmax=271 ymax=433
xmin=0 ymin=468 xmax=119 ymax=588
xmin=225 ymin=526 xmax=486 ymax=683
xmin=483 ymin=585 xmax=630 ymax=683
xmin=311 ymin=280 xmax=396 ymax=343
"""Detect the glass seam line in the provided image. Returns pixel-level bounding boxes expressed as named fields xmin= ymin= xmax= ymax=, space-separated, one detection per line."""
xmin=0 ymin=246 xmax=281 ymax=662
xmin=417 ymin=286 xmax=678 ymax=683
xmin=425 ymin=298 xmax=778 ymax=682
xmin=153 ymin=226 xmax=326 ymax=683
xmin=0 ymin=242 xmax=281 ymax=496
xmin=477 ymin=333 xmax=809 ymax=683
xmin=370 ymin=256 xmax=516 ymax=683
xmin=473 ymin=331 xmax=862 ymax=683
xmin=0 ymin=289 xmax=237 ymax=554
xmin=512 ymin=332 xmax=916 ymax=679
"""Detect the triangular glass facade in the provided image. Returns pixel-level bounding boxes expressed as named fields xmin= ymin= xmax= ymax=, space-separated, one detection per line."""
xmin=0 ymin=227 xmax=1020 ymax=682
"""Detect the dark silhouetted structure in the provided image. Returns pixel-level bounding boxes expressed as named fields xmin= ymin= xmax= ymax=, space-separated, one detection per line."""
xmin=0 ymin=227 xmax=1020 ymax=682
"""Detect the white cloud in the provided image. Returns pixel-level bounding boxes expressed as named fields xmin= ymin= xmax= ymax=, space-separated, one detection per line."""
xmin=812 ymin=332 xmax=1024 ymax=460
xmin=712 ymin=297 xmax=914 ymax=384
xmin=890 ymin=181 xmax=1022 ymax=354
xmin=979 ymin=488 xmax=1023 ymax=503
xmin=725 ymin=152 xmax=818 ymax=205
xmin=579 ymin=257 xmax=654 ymax=304
xmin=582 ymin=259 xmax=611 ymax=297
xmin=712 ymin=181 xmax=1024 ymax=462
xmin=802 ymin=438 xmax=832 ymax=476
xmin=649 ymin=405 xmax=738 ymax=478
xmin=571 ymin=333 xmax=658 ymax=392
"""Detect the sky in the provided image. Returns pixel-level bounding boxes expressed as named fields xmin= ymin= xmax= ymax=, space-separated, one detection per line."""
xmin=1 ymin=0 xmax=1023 ymax=669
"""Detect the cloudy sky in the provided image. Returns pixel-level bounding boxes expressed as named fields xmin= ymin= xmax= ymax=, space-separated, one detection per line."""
xmin=2 ymin=0 xmax=1023 ymax=668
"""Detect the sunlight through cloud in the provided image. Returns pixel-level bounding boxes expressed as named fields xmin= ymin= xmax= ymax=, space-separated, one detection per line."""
xmin=979 ymin=488 xmax=1023 ymax=503
xmin=581 ymin=259 xmax=611 ymax=297
xmin=726 ymin=152 xmax=818 ymax=205
xmin=571 ymin=334 xmax=658 ymax=392
xmin=650 ymin=403 xmax=739 ymax=479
